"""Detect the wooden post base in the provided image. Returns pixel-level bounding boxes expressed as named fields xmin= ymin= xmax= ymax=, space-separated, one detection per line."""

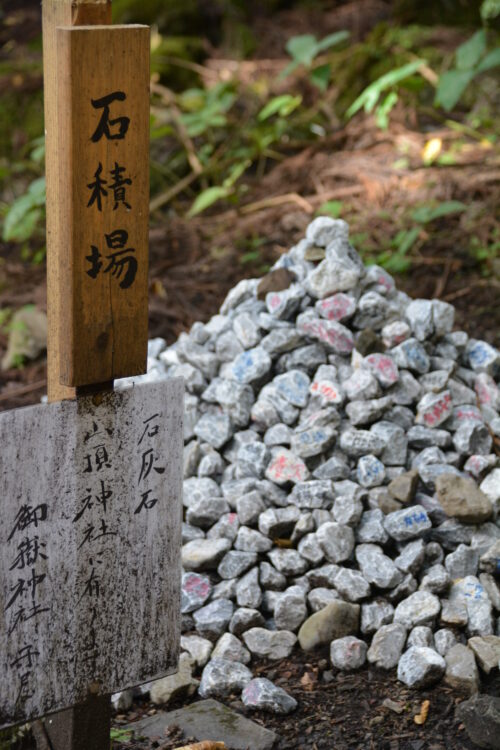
xmin=44 ymin=695 xmax=111 ymax=750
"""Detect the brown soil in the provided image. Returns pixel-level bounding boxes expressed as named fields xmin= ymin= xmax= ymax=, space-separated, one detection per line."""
xmin=111 ymin=648 xmax=498 ymax=750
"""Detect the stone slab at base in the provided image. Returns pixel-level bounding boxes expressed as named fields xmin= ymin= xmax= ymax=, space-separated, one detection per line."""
xmin=126 ymin=698 xmax=276 ymax=750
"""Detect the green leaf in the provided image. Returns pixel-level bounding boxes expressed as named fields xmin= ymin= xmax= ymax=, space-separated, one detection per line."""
xmin=258 ymin=94 xmax=302 ymax=121
xmin=310 ymin=63 xmax=331 ymax=91
xmin=476 ymin=47 xmax=500 ymax=73
xmin=187 ymin=186 xmax=231 ymax=217
xmin=346 ymin=60 xmax=425 ymax=119
xmin=394 ymin=227 xmax=420 ymax=254
xmin=223 ymin=159 xmax=251 ymax=188
xmin=411 ymin=201 xmax=467 ymax=224
xmin=317 ymin=200 xmax=343 ymax=218
xmin=435 ymin=69 xmax=474 ymax=111
xmin=285 ymin=34 xmax=318 ymax=66
xmin=27 ymin=177 xmax=46 ymax=204
xmin=315 ymin=30 xmax=350 ymax=54
xmin=3 ymin=207 xmax=42 ymax=242
xmin=481 ymin=0 xmax=500 ymax=20
xmin=456 ymin=30 xmax=486 ymax=71
xmin=375 ymin=91 xmax=398 ymax=129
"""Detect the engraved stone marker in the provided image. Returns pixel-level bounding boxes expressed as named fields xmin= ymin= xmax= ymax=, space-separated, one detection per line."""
xmin=0 ymin=380 xmax=183 ymax=729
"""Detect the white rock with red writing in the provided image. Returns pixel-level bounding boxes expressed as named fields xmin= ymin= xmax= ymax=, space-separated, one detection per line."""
xmin=265 ymin=448 xmax=310 ymax=485
xmin=363 ymin=353 xmax=399 ymax=388
xmin=416 ymin=390 xmax=453 ymax=428
xmin=315 ymin=293 xmax=357 ymax=322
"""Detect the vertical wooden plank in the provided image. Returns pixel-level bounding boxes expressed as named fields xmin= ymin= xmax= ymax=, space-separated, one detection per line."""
xmin=56 ymin=25 xmax=150 ymax=386
xmin=42 ymin=2 xmax=112 ymax=746
xmin=43 ymin=0 xmax=112 ymax=403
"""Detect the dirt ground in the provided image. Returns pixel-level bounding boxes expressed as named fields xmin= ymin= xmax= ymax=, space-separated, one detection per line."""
xmin=111 ymin=648 xmax=500 ymax=750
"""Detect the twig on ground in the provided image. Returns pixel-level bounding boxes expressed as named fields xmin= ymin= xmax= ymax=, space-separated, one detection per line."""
xmin=0 ymin=379 xmax=46 ymax=403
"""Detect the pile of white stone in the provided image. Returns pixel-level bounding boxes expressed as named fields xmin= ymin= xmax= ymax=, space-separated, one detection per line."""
xmin=119 ymin=217 xmax=500 ymax=715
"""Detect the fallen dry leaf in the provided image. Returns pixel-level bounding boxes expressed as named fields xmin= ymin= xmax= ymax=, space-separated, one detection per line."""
xmin=414 ymin=699 xmax=430 ymax=725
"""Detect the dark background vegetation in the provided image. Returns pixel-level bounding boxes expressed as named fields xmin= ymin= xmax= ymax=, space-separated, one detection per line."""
xmin=0 ymin=0 xmax=499 ymax=405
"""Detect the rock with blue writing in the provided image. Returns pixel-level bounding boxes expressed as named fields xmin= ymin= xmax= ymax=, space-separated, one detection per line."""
xmin=291 ymin=424 xmax=336 ymax=458
xmin=466 ymin=339 xmax=500 ymax=374
xmin=199 ymin=657 xmax=253 ymax=698
xmin=391 ymin=338 xmax=430 ymax=375
xmin=356 ymin=454 xmax=386 ymax=488
xmin=230 ymin=346 xmax=272 ymax=384
xmin=397 ymin=647 xmax=445 ymax=688
xmin=193 ymin=599 xmax=235 ymax=639
xmin=384 ymin=505 xmax=431 ymax=542
xmin=242 ymin=677 xmax=297 ymax=714
xmin=449 ymin=576 xmax=493 ymax=636
xmin=181 ymin=572 xmax=213 ymax=614
xmin=355 ymin=544 xmax=402 ymax=589
xmin=273 ymin=370 xmax=311 ymax=408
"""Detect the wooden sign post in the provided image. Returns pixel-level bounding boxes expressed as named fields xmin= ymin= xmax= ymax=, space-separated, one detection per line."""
xmin=0 ymin=2 xmax=183 ymax=749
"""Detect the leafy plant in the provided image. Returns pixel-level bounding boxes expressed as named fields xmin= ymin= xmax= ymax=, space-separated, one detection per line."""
xmin=435 ymin=29 xmax=500 ymax=111
xmin=411 ymin=200 xmax=467 ymax=223
xmin=345 ymin=59 xmax=426 ymax=126
xmin=281 ymin=31 xmax=350 ymax=90
xmin=110 ymin=727 xmax=132 ymax=747
xmin=2 ymin=177 xmax=46 ymax=245
xmin=317 ymin=200 xmax=343 ymax=218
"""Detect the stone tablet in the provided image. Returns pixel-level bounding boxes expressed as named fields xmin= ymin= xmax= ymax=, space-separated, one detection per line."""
xmin=0 ymin=380 xmax=183 ymax=728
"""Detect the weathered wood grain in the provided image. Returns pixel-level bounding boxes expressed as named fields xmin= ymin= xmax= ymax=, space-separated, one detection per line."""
xmin=43 ymin=0 xmax=112 ymax=403
xmin=0 ymin=380 xmax=183 ymax=728
xmin=54 ymin=25 xmax=150 ymax=387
